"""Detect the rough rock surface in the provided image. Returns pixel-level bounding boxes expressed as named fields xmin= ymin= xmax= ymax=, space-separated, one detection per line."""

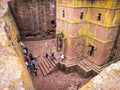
xmin=79 ymin=61 xmax=120 ymax=90
xmin=9 ymin=0 xmax=56 ymax=40
xmin=0 ymin=1 xmax=34 ymax=90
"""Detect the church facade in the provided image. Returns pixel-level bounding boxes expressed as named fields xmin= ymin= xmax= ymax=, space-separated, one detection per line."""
xmin=56 ymin=0 xmax=120 ymax=65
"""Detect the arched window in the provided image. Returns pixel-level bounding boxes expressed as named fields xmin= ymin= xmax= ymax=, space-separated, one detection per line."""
xmin=80 ymin=12 xmax=83 ymax=19
xmin=63 ymin=10 xmax=65 ymax=17
xmin=97 ymin=13 xmax=101 ymax=21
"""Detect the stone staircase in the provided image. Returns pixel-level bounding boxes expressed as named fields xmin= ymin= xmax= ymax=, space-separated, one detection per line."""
xmin=77 ymin=58 xmax=120 ymax=77
xmin=38 ymin=58 xmax=58 ymax=76
xmin=59 ymin=57 xmax=120 ymax=77
xmin=58 ymin=57 xmax=84 ymax=73
xmin=37 ymin=55 xmax=120 ymax=77
xmin=77 ymin=58 xmax=102 ymax=77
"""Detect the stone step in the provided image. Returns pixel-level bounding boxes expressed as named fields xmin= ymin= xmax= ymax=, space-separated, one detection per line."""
xmin=61 ymin=57 xmax=84 ymax=67
xmin=81 ymin=60 xmax=95 ymax=70
xmin=38 ymin=56 xmax=59 ymax=76
xmin=80 ymin=60 xmax=95 ymax=70
xmin=77 ymin=63 xmax=92 ymax=77
xmin=63 ymin=57 xmax=83 ymax=64
xmin=81 ymin=59 xmax=92 ymax=67
xmin=77 ymin=61 xmax=91 ymax=71
xmin=82 ymin=60 xmax=103 ymax=72
xmin=64 ymin=60 xmax=80 ymax=67
xmin=41 ymin=61 xmax=50 ymax=75
xmin=45 ymin=59 xmax=54 ymax=69
xmin=78 ymin=63 xmax=92 ymax=72
xmin=80 ymin=59 xmax=98 ymax=68
xmin=92 ymin=65 xmax=103 ymax=73
xmin=62 ymin=59 xmax=78 ymax=64
xmin=49 ymin=59 xmax=56 ymax=67
xmin=65 ymin=62 xmax=78 ymax=68
xmin=91 ymin=67 xmax=101 ymax=74
xmin=38 ymin=63 xmax=47 ymax=76
xmin=59 ymin=61 xmax=76 ymax=68
xmin=65 ymin=60 xmax=79 ymax=65
xmin=49 ymin=59 xmax=58 ymax=72
xmin=53 ymin=59 xmax=58 ymax=64
xmin=79 ymin=60 xmax=102 ymax=73
xmin=43 ymin=60 xmax=52 ymax=71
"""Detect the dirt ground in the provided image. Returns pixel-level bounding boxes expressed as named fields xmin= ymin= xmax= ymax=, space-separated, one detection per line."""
xmin=23 ymin=39 xmax=92 ymax=90
xmin=31 ymin=70 xmax=91 ymax=90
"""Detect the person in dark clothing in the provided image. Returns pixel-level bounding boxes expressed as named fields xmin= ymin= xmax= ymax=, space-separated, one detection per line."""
xmin=25 ymin=55 xmax=30 ymax=67
xmin=25 ymin=55 xmax=29 ymax=62
xmin=46 ymin=53 xmax=48 ymax=58
xmin=32 ymin=63 xmax=35 ymax=68
xmin=29 ymin=53 xmax=34 ymax=60
xmin=28 ymin=62 xmax=33 ymax=68
xmin=31 ymin=58 xmax=36 ymax=65
xmin=23 ymin=47 xmax=28 ymax=55
xmin=33 ymin=67 xmax=37 ymax=76
xmin=51 ymin=52 xmax=55 ymax=60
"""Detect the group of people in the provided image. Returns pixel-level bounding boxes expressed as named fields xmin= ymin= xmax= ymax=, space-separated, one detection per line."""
xmin=19 ymin=41 xmax=37 ymax=76
xmin=19 ymin=40 xmax=65 ymax=76
xmin=44 ymin=41 xmax=65 ymax=61
xmin=45 ymin=49 xmax=56 ymax=60
xmin=25 ymin=53 xmax=37 ymax=76
xmin=45 ymin=49 xmax=65 ymax=62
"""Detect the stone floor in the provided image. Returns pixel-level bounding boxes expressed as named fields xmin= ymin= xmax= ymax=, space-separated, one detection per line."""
xmin=23 ymin=39 xmax=92 ymax=90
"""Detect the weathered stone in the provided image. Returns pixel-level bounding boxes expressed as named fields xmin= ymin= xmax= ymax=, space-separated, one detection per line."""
xmin=9 ymin=0 xmax=56 ymax=40
xmin=79 ymin=61 xmax=120 ymax=90
xmin=0 ymin=1 xmax=34 ymax=90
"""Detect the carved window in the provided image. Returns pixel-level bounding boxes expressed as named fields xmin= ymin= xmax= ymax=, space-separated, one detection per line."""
xmin=51 ymin=20 xmax=55 ymax=25
xmin=63 ymin=10 xmax=65 ymax=17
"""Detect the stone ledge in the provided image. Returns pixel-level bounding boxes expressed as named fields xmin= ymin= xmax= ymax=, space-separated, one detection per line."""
xmin=58 ymin=57 xmax=120 ymax=78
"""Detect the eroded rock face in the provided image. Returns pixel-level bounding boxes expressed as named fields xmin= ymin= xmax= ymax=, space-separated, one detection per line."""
xmin=0 ymin=2 xmax=34 ymax=90
xmin=79 ymin=61 xmax=120 ymax=90
xmin=9 ymin=0 xmax=56 ymax=40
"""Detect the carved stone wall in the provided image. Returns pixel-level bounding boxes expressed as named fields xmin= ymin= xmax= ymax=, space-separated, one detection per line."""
xmin=9 ymin=0 xmax=56 ymax=40
xmin=0 ymin=1 xmax=34 ymax=89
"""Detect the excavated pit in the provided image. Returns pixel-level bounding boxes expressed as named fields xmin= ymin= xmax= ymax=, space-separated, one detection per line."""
xmin=7 ymin=0 xmax=92 ymax=90
xmin=1 ymin=0 xmax=120 ymax=90
xmin=23 ymin=39 xmax=92 ymax=90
